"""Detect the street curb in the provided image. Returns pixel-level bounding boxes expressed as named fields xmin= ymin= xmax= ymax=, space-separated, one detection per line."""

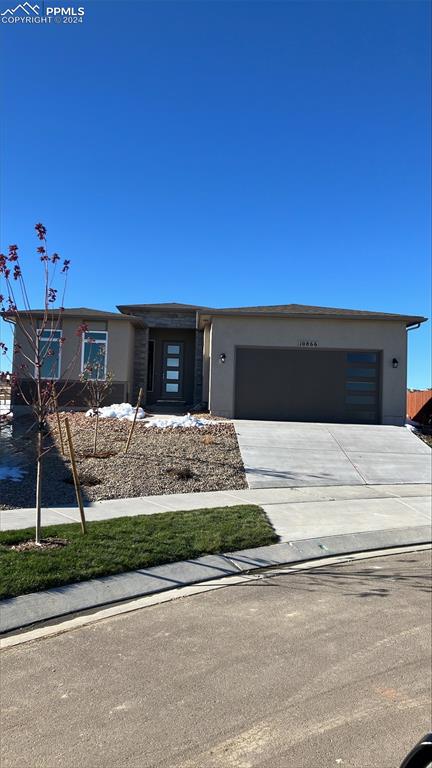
xmin=1 ymin=525 xmax=430 ymax=634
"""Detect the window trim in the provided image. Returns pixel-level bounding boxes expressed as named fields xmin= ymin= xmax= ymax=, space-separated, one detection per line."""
xmin=81 ymin=330 xmax=108 ymax=381
xmin=36 ymin=329 xmax=62 ymax=380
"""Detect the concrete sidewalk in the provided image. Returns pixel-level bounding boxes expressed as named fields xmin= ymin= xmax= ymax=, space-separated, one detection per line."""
xmin=1 ymin=483 xmax=431 ymax=541
xmin=1 ymin=483 xmax=430 ymax=634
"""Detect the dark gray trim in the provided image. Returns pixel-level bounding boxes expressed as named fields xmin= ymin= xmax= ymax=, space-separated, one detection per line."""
xmin=147 ymin=340 xmax=155 ymax=393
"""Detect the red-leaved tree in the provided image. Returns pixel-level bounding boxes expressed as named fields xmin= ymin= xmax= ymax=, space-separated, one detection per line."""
xmin=0 ymin=224 xmax=84 ymax=544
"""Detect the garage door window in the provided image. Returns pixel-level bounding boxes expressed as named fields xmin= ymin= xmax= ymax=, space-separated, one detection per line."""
xmin=347 ymin=352 xmax=377 ymax=363
xmin=346 ymin=367 xmax=376 ymax=378
xmin=346 ymin=381 xmax=375 ymax=391
xmin=345 ymin=351 xmax=379 ymax=422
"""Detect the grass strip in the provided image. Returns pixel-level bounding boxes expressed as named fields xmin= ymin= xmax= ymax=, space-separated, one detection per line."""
xmin=0 ymin=505 xmax=277 ymax=599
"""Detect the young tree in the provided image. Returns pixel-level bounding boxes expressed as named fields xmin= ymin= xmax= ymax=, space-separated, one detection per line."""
xmin=80 ymin=348 xmax=114 ymax=455
xmin=0 ymin=224 xmax=84 ymax=544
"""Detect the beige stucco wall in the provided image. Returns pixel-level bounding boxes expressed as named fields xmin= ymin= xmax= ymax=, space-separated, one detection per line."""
xmin=61 ymin=318 xmax=106 ymax=379
xmin=207 ymin=316 xmax=409 ymax=425
xmin=106 ymin=320 xmax=135 ymax=399
xmin=12 ymin=316 xmax=135 ymax=396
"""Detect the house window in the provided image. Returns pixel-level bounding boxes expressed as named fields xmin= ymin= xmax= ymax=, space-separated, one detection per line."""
xmin=147 ymin=340 xmax=155 ymax=392
xmin=82 ymin=331 xmax=108 ymax=379
xmin=38 ymin=329 xmax=62 ymax=380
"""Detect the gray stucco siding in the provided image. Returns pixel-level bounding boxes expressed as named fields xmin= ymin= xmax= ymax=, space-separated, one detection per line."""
xmin=207 ymin=316 xmax=408 ymax=425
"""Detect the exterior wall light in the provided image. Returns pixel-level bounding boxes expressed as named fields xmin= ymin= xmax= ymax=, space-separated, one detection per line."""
xmin=219 ymin=353 xmax=226 ymax=364
xmin=392 ymin=358 xmax=399 ymax=369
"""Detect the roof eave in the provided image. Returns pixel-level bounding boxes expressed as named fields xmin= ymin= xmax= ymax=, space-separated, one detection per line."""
xmin=117 ymin=304 xmax=207 ymax=314
xmin=197 ymin=310 xmax=428 ymax=328
xmin=3 ymin=309 xmax=146 ymax=328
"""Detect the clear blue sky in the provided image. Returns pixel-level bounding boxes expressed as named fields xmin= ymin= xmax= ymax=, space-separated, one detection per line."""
xmin=0 ymin=0 xmax=430 ymax=387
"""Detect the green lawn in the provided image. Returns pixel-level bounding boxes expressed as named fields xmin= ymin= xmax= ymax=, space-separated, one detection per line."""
xmin=0 ymin=505 xmax=277 ymax=599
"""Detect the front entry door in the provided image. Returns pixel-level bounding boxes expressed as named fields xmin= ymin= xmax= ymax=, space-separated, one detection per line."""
xmin=162 ymin=342 xmax=184 ymax=399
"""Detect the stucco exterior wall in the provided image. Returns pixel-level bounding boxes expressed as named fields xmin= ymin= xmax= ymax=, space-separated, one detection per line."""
xmin=106 ymin=320 xmax=135 ymax=400
xmin=11 ymin=316 xmax=136 ymax=406
xmin=208 ymin=316 xmax=408 ymax=425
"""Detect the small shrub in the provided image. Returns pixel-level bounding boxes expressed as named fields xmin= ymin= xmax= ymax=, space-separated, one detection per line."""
xmin=82 ymin=450 xmax=117 ymax=460
xmin=166 ymin=466 xmax=195 ymax=481
xmin=64 ymin=473 xmax=101 ymax=487
xmin=201 ymin=434 xmax=215 ymax=446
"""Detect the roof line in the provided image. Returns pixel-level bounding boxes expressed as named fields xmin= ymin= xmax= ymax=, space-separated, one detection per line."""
xmin=196 ymin=308 xmax=427 ymax=327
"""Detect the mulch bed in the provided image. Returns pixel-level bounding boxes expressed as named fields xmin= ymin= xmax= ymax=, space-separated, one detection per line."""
xmin=1 ymin=414 xmax=247 ymax=509
xmin=8 ymin=538 xmax=68 ymax=552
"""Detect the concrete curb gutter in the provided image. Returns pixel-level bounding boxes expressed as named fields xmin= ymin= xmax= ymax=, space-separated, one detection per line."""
xmin=1 ymin=525 xmax=430 ymax=635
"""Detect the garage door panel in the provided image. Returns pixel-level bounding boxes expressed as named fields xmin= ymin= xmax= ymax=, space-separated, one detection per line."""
xmin=234 ymin=348 xmax=380 ymax=423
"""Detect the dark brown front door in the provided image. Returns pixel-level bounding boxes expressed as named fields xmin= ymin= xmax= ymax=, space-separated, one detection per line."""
xmin=162 ymin=342 xmax=184 ymax=399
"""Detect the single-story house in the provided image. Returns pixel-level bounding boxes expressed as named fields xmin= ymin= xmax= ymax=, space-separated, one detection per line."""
xmin=10 ymin=302 xmax=427 ymax=425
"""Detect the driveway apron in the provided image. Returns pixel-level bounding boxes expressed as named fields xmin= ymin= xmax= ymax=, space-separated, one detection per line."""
xmin=233 ymin=421 xmax=431 ymax=488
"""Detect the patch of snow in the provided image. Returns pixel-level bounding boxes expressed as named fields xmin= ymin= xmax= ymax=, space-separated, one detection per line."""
xmin=146 ymin=413 xmax=218 ymax=429
xmin=405 ymin=420 xmax=422 ymax=433
xmin=0 ymin=400 xmax=12 ymax=417
xmin=85 ymin=403 xmax=145 ymax=421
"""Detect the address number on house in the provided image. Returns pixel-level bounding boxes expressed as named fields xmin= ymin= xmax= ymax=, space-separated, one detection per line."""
xmin=298 ymin=340 xmax=319 ymax=347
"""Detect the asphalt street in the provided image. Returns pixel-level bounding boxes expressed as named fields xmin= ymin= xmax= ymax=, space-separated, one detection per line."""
xmin=1 ymin=550 xmax=431 ymax=768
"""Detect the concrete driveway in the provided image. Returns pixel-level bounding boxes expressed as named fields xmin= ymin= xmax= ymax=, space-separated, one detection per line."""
xmin=234 ymin=421 xmax=432 ymax=488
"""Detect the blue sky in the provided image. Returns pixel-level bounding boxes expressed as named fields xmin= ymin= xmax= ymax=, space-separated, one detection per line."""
xmin=0 ymin=0 xmax=430 ymax=387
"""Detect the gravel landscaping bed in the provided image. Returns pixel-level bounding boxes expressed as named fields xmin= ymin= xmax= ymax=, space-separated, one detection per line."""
xmin=417 ymin=432 xmax=432 ymax=448
xmin=0 ymin=413 xmax=247 ymax=509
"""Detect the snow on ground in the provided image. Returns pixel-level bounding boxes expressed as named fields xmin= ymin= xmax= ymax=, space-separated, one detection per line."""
xmin=85 ymin=403 xmax=145 ymax=421
xmin=84 ymin=405 xmax=219 ymax=428
xmin=146 ymin=413 xmax=218 ymax=429
xmin=0 ymin=400 xmax=12 ymax=422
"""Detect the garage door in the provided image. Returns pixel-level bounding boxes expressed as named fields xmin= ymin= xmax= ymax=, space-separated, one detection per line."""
xmin=234 ymin=348 xmax=380 ymax=423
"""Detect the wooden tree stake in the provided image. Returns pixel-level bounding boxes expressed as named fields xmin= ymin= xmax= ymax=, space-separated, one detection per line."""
xmin=124 ymin=387 xmax=143 ymax=454
xmin=53 ymin=392 xmax=65 ymax=456
xmin=35 ymin=428 xmax=43 ymax=545
xmin=64 ymin=417 xmax=87 ymax=534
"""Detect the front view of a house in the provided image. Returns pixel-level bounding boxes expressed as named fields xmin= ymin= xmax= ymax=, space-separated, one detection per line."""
xmin=11 ymin=303 xmax=427 ymax=425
